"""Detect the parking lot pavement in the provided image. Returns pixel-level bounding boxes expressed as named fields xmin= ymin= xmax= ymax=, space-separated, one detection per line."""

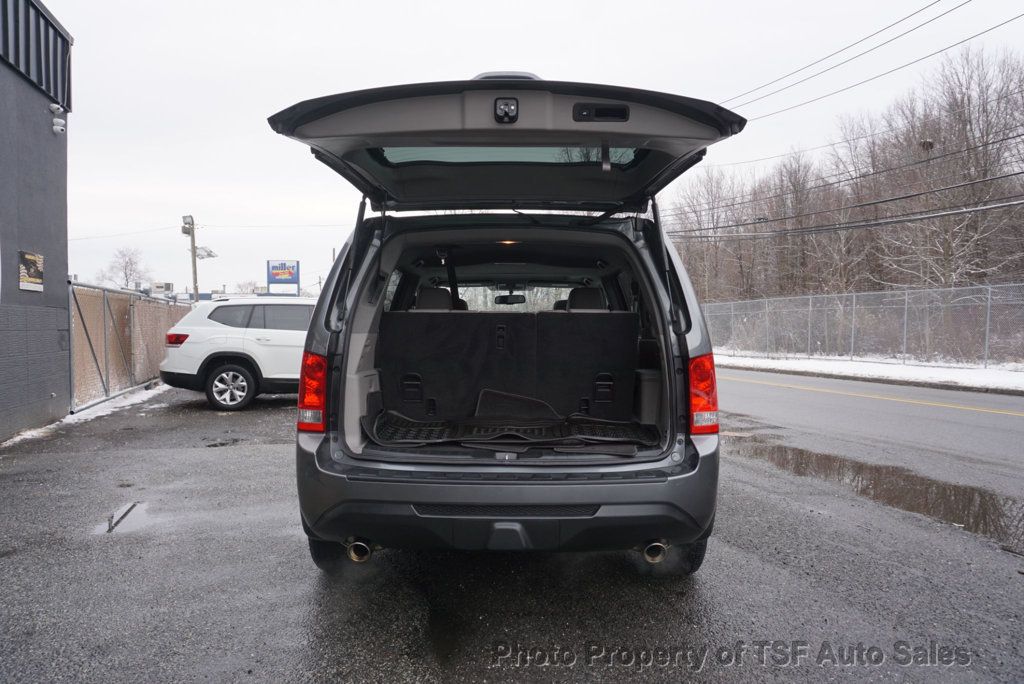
xmin=2 ymin=387 xmax=1023 ymax=682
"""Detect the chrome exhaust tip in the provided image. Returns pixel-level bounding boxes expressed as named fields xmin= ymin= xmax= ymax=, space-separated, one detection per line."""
xmin=642 ymin=541 xmax=668 ymax=564
xmin=347 ymin=541 xmax=371 ymax=563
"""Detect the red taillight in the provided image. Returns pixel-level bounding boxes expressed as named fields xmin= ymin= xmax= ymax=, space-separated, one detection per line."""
xmin=688 ymin=353 xmax=719 ymax=435
xmin=165 ymin=333 xmax=189 ymax=346
xmin=297 ymin=351 xmax=328 ymax=433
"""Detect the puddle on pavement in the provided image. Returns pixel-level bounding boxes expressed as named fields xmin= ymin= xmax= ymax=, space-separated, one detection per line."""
xmin=727 ymin=440 xmax=1024 ymax=555
xmin=92 ymin=501 xmax=153 ymax=534
xmin=204 ymin=437 xmax=242 ymax=448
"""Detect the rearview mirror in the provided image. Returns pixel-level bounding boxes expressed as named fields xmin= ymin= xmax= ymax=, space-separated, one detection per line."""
xmin=494 ymin=294 xmax=526 ymax=305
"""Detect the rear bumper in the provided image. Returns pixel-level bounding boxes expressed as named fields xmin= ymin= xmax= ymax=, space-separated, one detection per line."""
xmin=297 ymin=437 xmax=718 ymax=552
xmin=159 ymin=370 xmax=203 ymax=392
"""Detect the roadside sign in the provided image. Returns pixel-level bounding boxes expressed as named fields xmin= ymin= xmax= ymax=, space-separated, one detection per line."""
xmin=267 ymin=260 xmax=299 ymax=285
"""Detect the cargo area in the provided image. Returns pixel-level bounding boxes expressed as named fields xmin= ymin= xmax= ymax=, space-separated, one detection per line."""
xmin=338 ymin=220 xmax=674 ymax=461
xmin=366 ymin=300 xmax=661 ymax=452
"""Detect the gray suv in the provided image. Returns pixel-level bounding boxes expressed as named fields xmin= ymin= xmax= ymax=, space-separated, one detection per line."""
xmin=269 ymin=74 xmax=745 ymax=576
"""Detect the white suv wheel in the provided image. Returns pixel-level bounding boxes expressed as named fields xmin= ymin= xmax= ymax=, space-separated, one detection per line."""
xmin=212 ymin=371 xmax=248 ymax=406
xmin=204 ymin=364 xmax=256 ymax=410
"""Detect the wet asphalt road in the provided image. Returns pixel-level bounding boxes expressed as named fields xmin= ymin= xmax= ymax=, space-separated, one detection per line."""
xmin=717 ymin=369 xmax=1024 ymax=499
xmin=1 ymin=374 xmax=1023 ymax=682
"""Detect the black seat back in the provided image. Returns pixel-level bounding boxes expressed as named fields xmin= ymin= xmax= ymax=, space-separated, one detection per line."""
xmin=377 ymin=307 xmax=640 ymax=422
xmin=536 ymin=312 xmax=638 ymax=419
xmin=377 ymin=312 xmax=537 ymax=420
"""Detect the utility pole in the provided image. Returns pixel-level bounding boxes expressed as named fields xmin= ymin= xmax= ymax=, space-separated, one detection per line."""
xmin=182 ymin=215 xmax=199 ymax=305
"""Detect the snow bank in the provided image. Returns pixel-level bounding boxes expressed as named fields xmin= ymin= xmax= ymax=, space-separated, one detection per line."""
xmin=716 ymin=354 xmax=1024 ymax=393
xmin=1 ymin=384 xmax=172 ymax=448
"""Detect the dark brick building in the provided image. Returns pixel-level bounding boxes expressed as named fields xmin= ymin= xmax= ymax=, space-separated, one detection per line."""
xmin=0 ymin=0 xmax=73 ymax=440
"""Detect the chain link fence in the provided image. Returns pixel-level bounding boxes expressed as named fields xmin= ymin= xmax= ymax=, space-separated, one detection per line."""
xmin=704 ymin=283 xmax=1024 ymax=370
xmin=69 ymin=283 xmax=191 ymax=410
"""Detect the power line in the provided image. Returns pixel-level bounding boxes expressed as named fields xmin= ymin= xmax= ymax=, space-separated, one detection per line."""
xmin=667 ymin=189 xmax=1024 ymax=239
xmin=705 ymin=86 xmax=1024 ymax=168
xmin=667 ymin=157 xmax=1022 ymax=226
xmin=708 ymin=189 xmax=1024 ymax=237
xmin=668 ymin=170 xmax=1024 ymax=234
xmin=68 ymin=222 xmax=348 ymax=241
xmin=666 ymin=129 xmax=1024 ymax=216
xmin=668 ymin=149 xmax=1023 ymax=221
xmin=699 ymin=149 xmax=1020 ymax=206
xmin=669 ymin=197 xmax=1024 ymax=241
xmin=688 ymin=123 xmax=1024 ymax=211
xmin=692 ymin=194 xmax=1024 ymax=240
xmin=732 ymin=0 xmax=973 ymax=109
xmin=204 ymin=223 xmax=347 ymax=229
xmin=69 ymin=226 xmax=176 ymax=241
xmin=721 ymin=0 xmax=943 ymax=104
xmin=707 ymin=129 xmax=890 ymax=168
xmin=748 ymin=12 xmax=1024 ymax=121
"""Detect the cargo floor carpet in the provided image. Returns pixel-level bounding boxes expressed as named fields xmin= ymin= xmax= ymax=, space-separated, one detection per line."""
xmin=364 ymin=410 xmax=660 ymax=448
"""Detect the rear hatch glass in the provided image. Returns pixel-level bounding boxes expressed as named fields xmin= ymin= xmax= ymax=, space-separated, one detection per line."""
xmin=269 ymin=79 xmax=745 ymax=212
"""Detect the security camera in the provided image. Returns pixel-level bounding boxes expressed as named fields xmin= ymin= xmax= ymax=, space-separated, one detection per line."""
xmin=48 ymin=103 xmax=64 ymax=114
xmin=52 ymin=111 xmax=67 ymax=134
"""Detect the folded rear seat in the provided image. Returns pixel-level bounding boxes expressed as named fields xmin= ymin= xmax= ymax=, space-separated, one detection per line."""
xmin=536 ymin=288 xmax=638 ymax=419
xmin=376 ymin=287 xmax=640 ymax=423
xmin=377 ymin=307 xmax=538 ymax=421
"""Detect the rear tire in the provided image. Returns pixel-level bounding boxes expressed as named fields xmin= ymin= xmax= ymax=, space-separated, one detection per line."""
xmin=205 ymin=364 xmax=256 ymax=410
xmin=639 ymin=539 xmax=707 ymax=577
xmin=308 ymin=537 xmax=348 ymax=575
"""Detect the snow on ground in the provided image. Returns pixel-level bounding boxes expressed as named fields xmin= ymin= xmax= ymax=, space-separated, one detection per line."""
xmin=716 ymin=353 xmax=1024 ymax=393
xmin=0 ymin=384 xmax=172 ymax=449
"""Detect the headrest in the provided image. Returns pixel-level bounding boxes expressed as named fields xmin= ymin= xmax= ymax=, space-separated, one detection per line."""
xmin=454 ymin=298 xmax=469 ymax=311
xmin=567 ymin=287 xmax=607 ymax=311
xmin=552 ymin=300 xmax=568 ymax=311
xmin=414 ymin=287 xmax=453 ymax=310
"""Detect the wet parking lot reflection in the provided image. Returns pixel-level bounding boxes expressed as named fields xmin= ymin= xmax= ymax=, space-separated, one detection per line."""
xmin=728 ymin=438 xmax=1024 ymax=556
xmin=297 ymin=547 xmax=718 ymax=675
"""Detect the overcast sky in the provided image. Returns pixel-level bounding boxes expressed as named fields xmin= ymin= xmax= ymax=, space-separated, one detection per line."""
xmin=47 ymin=0 xmax=1023 ymax=294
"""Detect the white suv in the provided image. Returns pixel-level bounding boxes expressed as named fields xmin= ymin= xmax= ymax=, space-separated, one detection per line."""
xmin=159 ymin=297 xmax=317 ymax=409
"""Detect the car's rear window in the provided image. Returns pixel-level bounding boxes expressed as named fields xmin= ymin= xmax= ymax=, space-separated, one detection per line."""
xmin=457 ymin=285 xmax=576 ymax=312
xmin=377 ymin=146 xmax=638 ymax=166
xmin=259 ymin=304 xmax=314 ymax=331
xmin=208 ymin=305 xmax=252 ymax=327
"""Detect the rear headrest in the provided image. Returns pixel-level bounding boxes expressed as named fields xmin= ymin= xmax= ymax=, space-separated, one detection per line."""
xmin=567 ymin=287 xmax=607 ymax=311
xmin=454 ymin=298 xmax=469 ymax=311
xmin=414 ymin=287 xmax=453 ymax=310
xmin=552 ymin=300 xmax=568 ymax=311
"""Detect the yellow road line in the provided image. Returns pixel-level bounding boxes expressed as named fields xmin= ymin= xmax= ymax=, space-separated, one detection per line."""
xmin=718 ymin=374 xmax=1024 ymax=418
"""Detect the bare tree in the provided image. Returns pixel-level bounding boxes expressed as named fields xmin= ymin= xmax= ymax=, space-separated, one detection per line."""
xmin=97 ymin=247 xmax=151 ymax=290
xmin=671 ymin=168 xmax=736 ymax=301
xmin=235 ymin=280 xmax=259 ymax=294
xmin=668 ymin=47 xmax=1024 ymax=301
xmin=861 ymin=49 xmax=1024 ymax=288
